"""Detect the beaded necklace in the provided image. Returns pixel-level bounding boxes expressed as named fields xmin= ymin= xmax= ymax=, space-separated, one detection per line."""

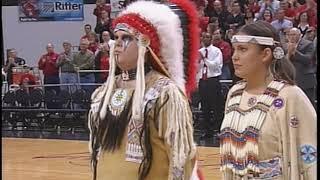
xmin=220 ymin=80 xmax=286 ymax=177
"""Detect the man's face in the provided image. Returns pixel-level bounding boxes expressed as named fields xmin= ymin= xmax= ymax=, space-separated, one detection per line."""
xmin=280 ymin=0 xmax=288 ymax=9
xmin=202 ymin=33 xmax=212 ymax=46
xmin=85 ymin=25 xmax=91 ymax=34
xmin=9 ymin=50 xmax=17 ymax=58
xmin=286 ymin=30 xmax=301 ymax=43
xmin=213 ymin=30 xmax=222 ymax=41
xmin=101 ymin=10 xmax=109 ymax=20
xmin=102 ymin=31 xmax=111 ymax=42
xmin=213 ymin=1 xmax=222 ymax=11
xmin=277 ymin=10 xmax=285 ymax=20
xmin=232 ymin=3 xmax=241 ymax=13
xmin=113 ymin=30 xmax=139 ymax=71
xmin=46 ymin=44 xmax=54 ymax=53
xmin=79 ymin=41 xmax=89 ymax=51
xmin=63 ymin=43 xmax=71 ymax=52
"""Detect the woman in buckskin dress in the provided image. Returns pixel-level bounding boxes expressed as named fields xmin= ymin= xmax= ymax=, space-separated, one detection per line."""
xmin=219 ymin=20 xmax=317 ymax=179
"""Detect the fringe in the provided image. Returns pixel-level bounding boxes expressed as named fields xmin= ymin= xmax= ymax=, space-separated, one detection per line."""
xmin=132 ymin=40 xmax=146 ymax=120
xmin=160 ymin=85 xmax=196 ymax=180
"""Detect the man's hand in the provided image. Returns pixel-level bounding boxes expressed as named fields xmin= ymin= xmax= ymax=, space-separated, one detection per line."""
xmin=41 ymin=57 xmax=46 ymax=63
xmin=8 ymin=57 xmax=15 ymax=64
xmin=287 ymin=42 xmax=297 ymax=58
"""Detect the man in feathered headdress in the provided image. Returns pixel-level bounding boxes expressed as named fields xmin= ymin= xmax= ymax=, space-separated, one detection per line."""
xmin=88 ymin=0 xmax=203 ymax=179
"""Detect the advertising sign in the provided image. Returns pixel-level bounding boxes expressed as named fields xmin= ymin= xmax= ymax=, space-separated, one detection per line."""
xmin=19 ymin=0 xmax=84 ymax=22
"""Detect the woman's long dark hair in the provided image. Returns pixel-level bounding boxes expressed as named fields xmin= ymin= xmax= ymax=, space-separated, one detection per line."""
xmin=238 ymin=20 xmax=296 ymax=85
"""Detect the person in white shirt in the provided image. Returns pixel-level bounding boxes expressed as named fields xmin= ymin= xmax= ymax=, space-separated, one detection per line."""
xmin=197 ymin=32 xmax=224 ymax=139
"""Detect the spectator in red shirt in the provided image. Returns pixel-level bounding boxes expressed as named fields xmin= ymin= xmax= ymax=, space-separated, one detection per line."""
xmin=94 ymin=43 xmax=110 ymax=83
xmin=38 ymin=43 xmax=60 ymax=95
xmin=212 ymin=28 xmax=232 ymax=79
xmin=295 ymin=0 xmax=317 ymax=27
xmin=246 ymin=0 xmax=260 ymax=15
xmin=87 ymin=32 xmax=99 ymax=54
xmin=20 ymin=73 xmax=36 ymax=93
xmin=81 ymin=24 xmax=93 ymax=40
xmin=198 ymin=8 xmax=210 ymax=33
xmin=280 ymin=0 xmax=296 ymax=21
xmin=93 ymin=0 xmax=111 ymax=22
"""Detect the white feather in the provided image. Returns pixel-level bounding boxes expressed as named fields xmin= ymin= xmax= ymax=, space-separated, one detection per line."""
xmin=119 ymin=1 xmax=185 ymax=93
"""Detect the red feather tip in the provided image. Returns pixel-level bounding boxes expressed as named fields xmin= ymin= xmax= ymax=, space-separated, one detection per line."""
xmin=168 ymin=0 xmax=200 ymax=98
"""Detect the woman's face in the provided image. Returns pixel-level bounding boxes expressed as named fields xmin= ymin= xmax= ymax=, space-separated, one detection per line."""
xmin=299 ymin=12 xmax=308 ymax=22
xmin=231 ymin=34 xmax=272 ymax=79
xmin=113 ymin=30 xmax=138 ymax=71
xmin=264 ymin=11 xmax=271 ymax=20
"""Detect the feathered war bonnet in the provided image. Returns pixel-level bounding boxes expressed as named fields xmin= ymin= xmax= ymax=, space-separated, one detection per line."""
xmin=94 ymin=0 xmax=200 ymax=121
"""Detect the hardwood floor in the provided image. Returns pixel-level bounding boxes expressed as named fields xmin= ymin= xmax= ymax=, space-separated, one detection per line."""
xmin=2 ymin=138 xmax=221 ymax=180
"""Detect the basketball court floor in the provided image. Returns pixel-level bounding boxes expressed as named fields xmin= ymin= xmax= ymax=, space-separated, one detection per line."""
xmin=2 ymin=131 xmax=222 ymax=180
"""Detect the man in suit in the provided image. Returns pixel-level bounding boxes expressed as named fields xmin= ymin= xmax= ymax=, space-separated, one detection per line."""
xmin=285 ymin=27 xmax=316 ymax=107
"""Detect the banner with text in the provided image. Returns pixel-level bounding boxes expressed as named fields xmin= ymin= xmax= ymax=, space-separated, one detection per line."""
xmin=19 ymin=0 xmax=84 ymax=22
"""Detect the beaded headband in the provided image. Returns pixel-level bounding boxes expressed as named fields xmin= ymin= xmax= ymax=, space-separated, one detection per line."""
xmin=232 ymin=35 xmax=285 ymax=60
xmin=231 ymin=35 xmax=279 ymax=46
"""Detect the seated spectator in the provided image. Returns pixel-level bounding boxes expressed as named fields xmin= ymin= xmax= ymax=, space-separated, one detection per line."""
xmin=271 ymin=9 xmax=293 ymax=38
xmin=73 ymin=39 xmax=95 ymax=94
xmin=261 ymin=8 xmax=273 ymax=23
xmin=20 ymin=73 xmax=36 ymax=93
xmin=226 ymin=1 xmax=246 ymax=30
xmin=296 ymin=11 xmax=311 ymax=37
xmin=56 ymin=41 xmax=78 ymax=93
xmin=93 ymin=0 xmax=111 ymax=22
xmin=4 ymin=48 xmax=26 ymax=87
xmin=94 ymin=9 xmax=112 ymax=41
xmin=94 ymin=43 xmax=110 ymax=83
xmin=258 ymin=0 xmax=280 ymax=19
xmin=280 ymin=0 xmax=296 ymax=21
xmin=212 ymin=29 xmax=232 ymax=80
